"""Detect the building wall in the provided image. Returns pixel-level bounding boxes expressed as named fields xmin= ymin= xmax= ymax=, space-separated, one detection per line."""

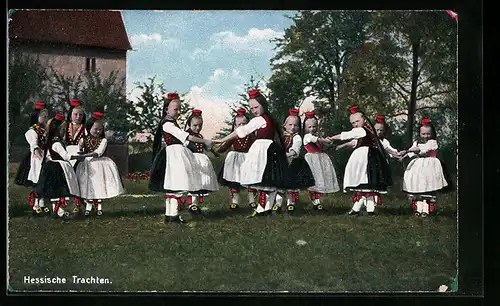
xmin=9 ymin=42 xmax=127 ymax=87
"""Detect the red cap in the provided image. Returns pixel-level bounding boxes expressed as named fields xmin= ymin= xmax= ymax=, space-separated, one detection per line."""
xmin=375 ymin=115 xmax=385 ymax=123
xmin=70 ymin=99 xmax=81 ymax=107
xmin=35 ymin=101 xmax=46 ymax=110
xmin=236 ymin=108 xmax=246 ymax=116
xmin=167 ymin=93 xmax=179 ymax=100
xmin=248 ymin=89 xmax=260 ymax=99
xmin=349 ymin=105 xmax=360 ymax=114
xmin=289 ymin=109 xmax=299 ymax=116
xmin=191 ymin=109 xmax=202 ymax=116
xmin=93 ymin=111 xmax=104 ymax=120
xmin=421 ymin=118 xmax=431 ymax=126
xmin=305 ymin=111 xmax=316 ymax=119
xmin=55 ymin=114 xmax=65 ymax=121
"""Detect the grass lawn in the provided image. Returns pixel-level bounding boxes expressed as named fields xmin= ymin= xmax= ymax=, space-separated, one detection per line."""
xmin=7 ymin=162 xmax=458 ymax=293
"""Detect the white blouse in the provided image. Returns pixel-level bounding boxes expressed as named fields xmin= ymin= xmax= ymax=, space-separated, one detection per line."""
xmin=235 ymin=116 xmax=267 ymax=138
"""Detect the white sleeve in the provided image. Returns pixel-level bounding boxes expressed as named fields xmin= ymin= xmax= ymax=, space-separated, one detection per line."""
xmin=25 ymin=129 xmax=39 ymax=153
xmin=340 ymin=127 xmax=366 ymax=141
xmin=290 ymin=135 xmax=302 ymax=155
xmin=407 ymin=141 xmax=418 ymax=158
xmin=163 ymin=122 xmax=189 ymax=143
xmin=94 ymin=138 xmax=108 ymax=157
xmin=382 ymin=139 xmax=398 ymax=156
xmin=78 ymin=138 xmax=85 ymax=151
xmin=235 ymin=116 xmax=266 ymax=138
xmin=303 ymin=133 xmax=318 ymax=145
xmin=52 ymin=142 xmax=72 ymax=161
xmin=419 ymin=139 xmax=438 ymax=154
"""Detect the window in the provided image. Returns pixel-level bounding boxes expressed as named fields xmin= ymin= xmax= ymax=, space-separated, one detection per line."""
xmin=85 ymin=57 xmax=96 ymax=72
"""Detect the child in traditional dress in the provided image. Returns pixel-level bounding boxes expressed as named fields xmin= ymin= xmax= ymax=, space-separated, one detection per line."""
xmin=399 ymin=118 xmax=449 ymax=217
xmin=213 ymin=89 xmax=288 ymax=218
xmin=302 ymin=111 xmax=340 ymax=212
xmin=34 ymin=114 xmax=86 ymax=220
xmin=76 ymin=112 xmax=124 ymax=217
xmin=14 ymin=101 xmax=50 ymax=216
xmin=149 ymin=93 xmax=212 ymax=224
xmin=217 ymin=108 xmax=258 ymax=210
xmin=183 ymin=109 xmax=220 ymax=215
xmin=328 ymin=106 xmax=392 ymax=216
xmin=65 ymin=98 xmax=87 ymax=212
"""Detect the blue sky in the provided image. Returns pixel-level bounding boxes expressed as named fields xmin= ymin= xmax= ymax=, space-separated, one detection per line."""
xmin=121 ymin=10 xmax=298 ymax=137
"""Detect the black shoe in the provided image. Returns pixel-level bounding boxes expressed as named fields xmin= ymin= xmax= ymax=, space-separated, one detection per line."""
xmin=346 ymin=209 xmax=359 ymax=216
xmin=96 ymin=210 xmax=103 ymax=216
xmin=271 ymin=205 xmax=281 ymax=215
xmin=230 ymin=203 xmax=239 ymax=210
xmin=61 ymin=212 xmax=71 ymax=221
xmin=287 ymin=205 xmax=295 ymax=214
xmin=247 ymin=211 xmax=258 ymax=218
xmin=414 ymin=212 xmax=421 ymax=217
xmin=164 ymin=215 xmax=187 ymax=224
xmin=84 ymin=210 xmax=91 ymax=217
xmin=249 ymin=202 xmax=257 ymax=209
xmin=188 ymin=205 xmax=201 ymax=216
xmin=313 ymin=204 xmax=327 ymax=212
xmin=421 ymin=212 xmax=428 ymax=218
xmin=367 ymin=212 xmax=375 ymax=216
xmin=42 ymin=207 xmax=50 ymax=214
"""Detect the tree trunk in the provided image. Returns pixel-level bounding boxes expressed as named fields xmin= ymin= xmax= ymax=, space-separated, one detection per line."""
xmin=405 ymin=40 xmax=420 ymax=148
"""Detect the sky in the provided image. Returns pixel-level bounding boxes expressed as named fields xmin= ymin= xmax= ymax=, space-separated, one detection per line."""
xmin=121 ymin=10 xmax=315 ymax=138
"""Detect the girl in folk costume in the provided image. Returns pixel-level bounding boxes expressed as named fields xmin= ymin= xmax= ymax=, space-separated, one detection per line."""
xmin=271 ymin=108 xmax=316 ymax=214
xmin=149 ymin=93 xmax=212 ymax=224
xmin=65 ymin=98 xmax=87 ymax=212
xmin=213 ymin=89 xmax=289 ymax=218
xmin=216 ymin=108 xmax=258 ymax=210
xmin=302 ymin=111 xmax=340 ymax=211
xmin=14 ymin=101 xmax=50 ymax=216
xmin=76 ymin=112 xmax=124 ymax=217
xmin=329 ymin=105 xmax=392 ymax=216
xmin=34 ymin=114 xmax=86 ymax=220
xmin=399 ymin=118 xmax=450 ymax=217
xmin=183 ymin=109 xmax=220 ymax=215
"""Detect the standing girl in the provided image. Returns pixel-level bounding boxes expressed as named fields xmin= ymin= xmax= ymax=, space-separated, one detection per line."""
xmin=216 ymin=108 xmax=258 ymax=210
xmin=34 ymin=114 xmax=85 ymax=220
xmin=399 ymin=118 xmax=449 ymax=217
xmin=302 ymin=111 xmax=340 ymax=211
xmin=374 ymin=115 xmax=401 ymax=160
xmin=14 ymin=101 xmax=50 ymax=215
xmin=184 ymin=109 xmax=220 ymax=215
xmin=76 ymin=111 xmax=124 ymax=217
xmin=213 ymin=89 xmax=288 ymax=218
xmin=149 ymin=93 xmax=212 ymax=224
xmin=272 ymin=108 xmax=316 ymax=214
xmin=329 ymin=106 xmax=392 ymax=216
xmin=65 ymin=98 xmax=87 ymax=212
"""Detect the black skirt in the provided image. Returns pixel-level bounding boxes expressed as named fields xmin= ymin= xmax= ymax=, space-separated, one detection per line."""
xmin=283 ymin=157 xmax=316 ymax=189
xmin=148 ymin=147 xmax=166 ymax=192
xmin=34 ymin=162 xmax=73 ymax=198
xmin=217 ymin=164 xmax=243 ymax=190
xmin=14 ymin=151 xmax=36 ymax=188
xmin=246 ymin=142 xmax=289 ymax=189
xmin=348 ymin=147 xmax=392 ymax=192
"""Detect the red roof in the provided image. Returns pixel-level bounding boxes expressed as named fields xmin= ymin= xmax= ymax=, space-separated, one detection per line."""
xmin=9 ymin=10 xmax=132 ymax=51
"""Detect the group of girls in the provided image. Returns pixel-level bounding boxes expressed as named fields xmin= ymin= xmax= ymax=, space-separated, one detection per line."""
xmin=14 ymin=99 xmax=124 ymax=220
xmin=149 ymin=89 xmax=451 ymax=225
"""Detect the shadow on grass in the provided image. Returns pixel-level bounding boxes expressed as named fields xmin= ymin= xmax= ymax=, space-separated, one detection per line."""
xmin=8 ymin=204 xmax=457 ymax=220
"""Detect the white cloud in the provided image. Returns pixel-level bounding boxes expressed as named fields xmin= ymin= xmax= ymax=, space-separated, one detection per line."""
xmin=129 ymin=33 xmax=180 ymax=50
xmin=190 ymin=28 xmax=284 ymax=59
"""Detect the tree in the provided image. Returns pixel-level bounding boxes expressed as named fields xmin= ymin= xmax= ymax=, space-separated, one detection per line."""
xmin=270 ymin=10 xmax=371 ymax=135
xmin=215 ymin=75 xmax=261 ymax=138
xmin=367 ymin=11 xmax=457 ymax=147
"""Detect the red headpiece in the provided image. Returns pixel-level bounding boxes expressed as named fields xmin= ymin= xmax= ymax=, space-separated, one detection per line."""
xmin=191 ymin=109 xmax=202 ymax=116
xmin=167 ymin=93 xmax=180 ymax=100
xmin=93 ymin=112 xmax=104 ymax=120
xmin=421 ymin=118 xmax=431 ymax=126
xmin=70 ymin=99 xmax=81 ymax=107
xmin=55 ymin=114 xmax=65 ymax=121
xmin=289 ymin=109 xmax=300 ymax=116
xmin=375 ymin=115 xmax=385 ymax=123
xmin=35 ymin=101 xmax=46 ymax=110
xmin=349 ymin=105 xmax=360 ymax=114
xmin=236 ymin=108 xmax=246 ymax=116
xmin=248 ymin=89 xmax=261 ymax=99
xmin=305 ymin=111 xmax=316 ymax=119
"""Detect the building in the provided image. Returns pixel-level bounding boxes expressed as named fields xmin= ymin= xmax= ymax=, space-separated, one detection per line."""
xmin=8 ymin=9 xmax=132 ymax=86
